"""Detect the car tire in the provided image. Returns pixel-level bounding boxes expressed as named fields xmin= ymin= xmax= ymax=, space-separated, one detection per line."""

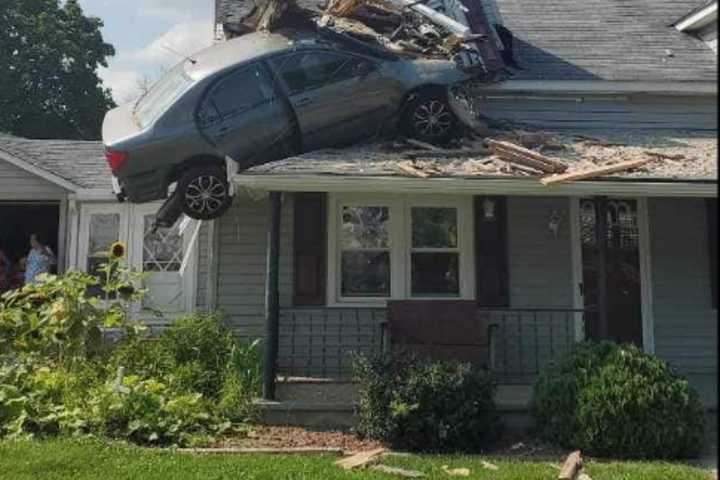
xmin=402 ymin=90 xmax=457 ymax=144
xmin=177 ymin=166 xmax=233 ymax=220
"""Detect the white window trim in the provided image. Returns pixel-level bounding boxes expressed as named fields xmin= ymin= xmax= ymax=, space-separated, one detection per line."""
xmin=326 ymin=193 xmax=475 ymax=307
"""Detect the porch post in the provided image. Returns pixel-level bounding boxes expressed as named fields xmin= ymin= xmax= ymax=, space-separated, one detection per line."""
xmin=595 ymin=196 xmax=609 ymax=340
xmin=262 ymin=191 xmax=282 ymax=400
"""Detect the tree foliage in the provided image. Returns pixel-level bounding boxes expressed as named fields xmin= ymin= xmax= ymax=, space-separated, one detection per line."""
xmin=0 ymin=0 xmax=116 ymax=140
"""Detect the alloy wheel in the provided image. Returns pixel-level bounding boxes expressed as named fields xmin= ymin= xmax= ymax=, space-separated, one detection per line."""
xmin=184 ymin=174 xmax=227 ymax=216
xmin=413 ymin=99 xmax=452 ymax=138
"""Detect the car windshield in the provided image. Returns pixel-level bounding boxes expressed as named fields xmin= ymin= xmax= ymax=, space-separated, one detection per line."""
xmin=134 ymin=63 xmax=194 ymax=128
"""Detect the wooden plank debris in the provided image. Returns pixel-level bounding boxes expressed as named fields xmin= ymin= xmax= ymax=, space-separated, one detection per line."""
xmin=540 ymin=158 xmax=650 ymax=185
xmin=644 ymin=151 xmax=686 ymax=162
xmin=441 ymin=465 xmax=471 ymax=476
xmin=480 ymin=460 xmax=499 ymax=471
xmin=335 ymin=448 xmax=387 ymax=470
xmin=486 ymin=139 xmax=567 ymax=173
xmin=397 ymin=160 xmax=431 ymax=177
xmin=558 ymin=450 xmax=582 ymax=480
xmin=372 ymin=464 xmax=426 ymax=477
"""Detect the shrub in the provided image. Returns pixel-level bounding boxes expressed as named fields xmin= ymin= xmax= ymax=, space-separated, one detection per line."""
xmin=354 ymin=352 xmax=499 ymax=452
xmin=532 ymin=341 xmax=705 ymax=459
xmin=87 ymin=374 xmax=230 ymax=446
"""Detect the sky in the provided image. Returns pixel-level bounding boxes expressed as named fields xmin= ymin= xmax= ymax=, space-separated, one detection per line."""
xmin=76 ymin=0 xmax=216 ymax=104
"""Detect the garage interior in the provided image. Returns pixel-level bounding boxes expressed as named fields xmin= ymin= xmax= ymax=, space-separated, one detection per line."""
xmin=0 ymin=202 xmax=60 ymax=275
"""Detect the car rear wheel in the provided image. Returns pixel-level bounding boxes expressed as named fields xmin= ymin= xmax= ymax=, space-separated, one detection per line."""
xmin=403 ymin=90 xmax=457 ymax=144
xmin=177 ymin=167 xmax=233 ymax=220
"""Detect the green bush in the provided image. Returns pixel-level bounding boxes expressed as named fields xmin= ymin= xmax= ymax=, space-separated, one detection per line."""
xmin=532 ymin=341 xmax=705 ymax=459
xmin=354 ymin=352 xmax=499 ymax=452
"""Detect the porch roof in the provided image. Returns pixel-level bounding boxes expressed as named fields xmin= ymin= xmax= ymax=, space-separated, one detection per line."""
xmin=236 ymin=129 xmax=718 ymax=189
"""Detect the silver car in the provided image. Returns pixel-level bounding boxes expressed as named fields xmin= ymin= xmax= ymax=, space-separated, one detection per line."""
xmin=102 ymin=30 xmax=470 ymax=223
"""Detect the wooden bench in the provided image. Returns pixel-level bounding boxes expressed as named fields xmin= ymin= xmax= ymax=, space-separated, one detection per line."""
xmin=386 ymin=300 xmax=492 ymax=367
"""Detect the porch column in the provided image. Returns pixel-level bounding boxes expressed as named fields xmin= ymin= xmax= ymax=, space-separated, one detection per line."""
xmin=595 ymin=196 xmax=609 ymax=339
xmin=262 ymin=191 xmax=282 ymax=400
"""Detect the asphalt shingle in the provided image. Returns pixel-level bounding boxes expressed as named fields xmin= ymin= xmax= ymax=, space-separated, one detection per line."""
xmin=0 ymin=135 xmax=109 ymax=190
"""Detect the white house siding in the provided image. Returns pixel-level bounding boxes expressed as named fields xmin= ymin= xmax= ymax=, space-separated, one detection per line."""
xmin=649 ymin=197 xmax=717 ymax=408
xmin=194 ymin=220 xmax=213 ymax=311
xmin=214 ymin=192 xmax=294 ymax=340
xmin=479 ymin=94 xmax=717 ymax=131
xmin=0 ymin=159 xmax=68 ymax=200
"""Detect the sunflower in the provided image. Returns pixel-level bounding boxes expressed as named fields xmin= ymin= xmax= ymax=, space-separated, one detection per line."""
xmin=109 ymin=241 xmax=126 ymax=260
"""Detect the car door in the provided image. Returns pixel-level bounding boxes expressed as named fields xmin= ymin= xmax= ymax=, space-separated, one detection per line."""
xmin=197 ymin=62 xmax=294 ymax=166
xmin=270 ymin=51 xmax=394 ymax=150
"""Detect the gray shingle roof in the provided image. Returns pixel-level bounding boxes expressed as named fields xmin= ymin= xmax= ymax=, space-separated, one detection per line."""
xmin=0 ymin=135 xmax=109 ymax=190
xmin=216 ymin=0 xmax=718 ymax=82
xmin=485 ymin=0 xmax=717 ymax=81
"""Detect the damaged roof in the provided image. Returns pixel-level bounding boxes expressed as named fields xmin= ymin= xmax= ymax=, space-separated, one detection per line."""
xmin=484 ymin=0 xmax=717 ymax=82
xmin=240 ymin=128 xmax=718 ymax=182
xmin=0 ymin=135 xmax=109 ymax=190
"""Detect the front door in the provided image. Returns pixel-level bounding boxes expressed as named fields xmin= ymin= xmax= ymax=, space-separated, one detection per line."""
xmin=579 ymin=198 xmax=643 ymax=346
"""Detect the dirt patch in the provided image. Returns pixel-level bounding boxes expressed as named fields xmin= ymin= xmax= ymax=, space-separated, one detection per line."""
xmin=213 ymin=425 xmax=386 ymax=453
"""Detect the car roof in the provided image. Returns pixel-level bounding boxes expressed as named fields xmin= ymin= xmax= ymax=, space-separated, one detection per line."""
xmin=184 ymin=31 xmax=297 ymax=80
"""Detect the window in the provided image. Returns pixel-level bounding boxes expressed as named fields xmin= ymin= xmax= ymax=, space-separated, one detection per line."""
xmin=86 ymin=213 xmax=120 ymax=296
xmin=142 ymin=215 xmax=183 ymax=272
xmin=135 ymin=63 xmax=194 ymax=128
xmin=340 ymin=206 xmax=391 ymax=297
xmin=272 ymin=52 xmax=352 ymax=94
xmin=410 ymin=207 xmax=459 ymax=297
xmin=198 ymin=64 xmax=275 ymax=125
xmin=329 ymin=195 xmax=473 ymax=304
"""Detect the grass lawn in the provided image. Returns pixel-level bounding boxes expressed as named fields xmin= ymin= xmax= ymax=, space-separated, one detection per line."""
xmin=0 ymin=439 xmax=712 ymax=480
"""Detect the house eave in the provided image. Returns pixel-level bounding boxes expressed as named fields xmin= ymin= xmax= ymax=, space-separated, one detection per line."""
xmin=234 ymin=174 xmax=718 ymax=198
xmin=674 ymin=1 xmax=718 ymax=32
xmin=0 ymin=149 xmax=80 ymax=192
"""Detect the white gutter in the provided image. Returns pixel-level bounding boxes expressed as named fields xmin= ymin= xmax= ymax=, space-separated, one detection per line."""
xmin=69 ymin=189 xmax=117 ymax=202
xmin=475 ymin=80 xmax=718 ymax=97
xmin=234 ymin=175 xmax=718 ymax=198
xmin=675 ymin=1 xmax=717 ymax=31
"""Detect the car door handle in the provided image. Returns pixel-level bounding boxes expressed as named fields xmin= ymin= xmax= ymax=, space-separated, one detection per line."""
xmin=294 ymin=97 xmax=312 ymax=107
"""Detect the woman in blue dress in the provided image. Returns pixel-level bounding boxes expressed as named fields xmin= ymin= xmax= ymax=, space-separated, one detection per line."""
xmin=24 ymin=233 xmax=56 ymax=285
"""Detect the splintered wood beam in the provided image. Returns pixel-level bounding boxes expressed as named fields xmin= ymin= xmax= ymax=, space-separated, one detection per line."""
xmin=540 ymin=158 xmax=650 ymax=185
xmin=262 ymin=191 xmax=282 ymax=400
xmin=335 ymin=448 xmax=387 ymax=470
xmin=486 ymin=139 xmax=567 ymax=173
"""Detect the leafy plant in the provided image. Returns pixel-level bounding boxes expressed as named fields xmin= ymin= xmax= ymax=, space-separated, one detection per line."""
xmin=532 ymin=341 xmax=705 ymax=459
xmin=353 ymin=351 xmax=499 ymax=452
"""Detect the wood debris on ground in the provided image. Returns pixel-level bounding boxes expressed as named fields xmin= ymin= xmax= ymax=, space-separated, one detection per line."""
xmin=372 ymin=464 xmax=426 ymax=477
xmin=335 ymin=447 xmax=387 ymax=470
xmin=480 ymin=460 xmax=499 ymax=470
xmin=558 ymin=450 xmax=583 ymax=480
xmin=441 ymin=465 xmax=471 ymax=476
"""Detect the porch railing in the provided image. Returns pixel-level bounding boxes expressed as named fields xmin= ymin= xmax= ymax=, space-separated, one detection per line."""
xmin=276 ymin=306 xmax=586 ymax=381
xmin=486 ymin=308 xmax=586 ymax=382
xmin=277 ymin=307 xmax=386 ymax=379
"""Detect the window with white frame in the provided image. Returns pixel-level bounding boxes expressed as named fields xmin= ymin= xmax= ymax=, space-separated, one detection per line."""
xmin=329 ymin=195 xmax=473 ymax=304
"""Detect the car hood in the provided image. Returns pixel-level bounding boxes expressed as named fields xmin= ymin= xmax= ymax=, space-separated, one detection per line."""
xmin=102 ymin=103 xmax=142 ymax=147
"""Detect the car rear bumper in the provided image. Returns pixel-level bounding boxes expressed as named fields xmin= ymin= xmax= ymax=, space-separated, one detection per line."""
xmin=115 ymin=170 xmax=168 ymax=203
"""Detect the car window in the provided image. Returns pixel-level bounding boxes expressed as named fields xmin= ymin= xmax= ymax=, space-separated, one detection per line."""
xmin=198 ymin=64 xmax=276 ymax=125
xmin=331 ymin=57 xmax=377 ymax=83
xmin=135 ymin=63 xmax=194 ymax=128
xmin=272 ymin=52 xmax=350 ymax=94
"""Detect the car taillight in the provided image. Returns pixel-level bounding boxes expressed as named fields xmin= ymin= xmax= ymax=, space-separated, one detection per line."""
xmin=105 ymin=149 xmax=129 ymax=174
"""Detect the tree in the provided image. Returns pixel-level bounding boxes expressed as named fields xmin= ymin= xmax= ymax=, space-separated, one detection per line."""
xmin=0 ymin=0 xmax=116 ymax=140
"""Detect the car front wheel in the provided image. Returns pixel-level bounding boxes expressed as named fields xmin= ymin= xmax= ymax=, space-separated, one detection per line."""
xmin=403 ymin=90 xmax=457 ymax=144
xmin=177 ymin=167 xmax=233 ymax=220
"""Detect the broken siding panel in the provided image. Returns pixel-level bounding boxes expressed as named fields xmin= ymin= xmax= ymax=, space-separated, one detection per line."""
xmin=479 ymin=95 xmax=718 ymax=131
xmin=0 ymin=159 xmax=68 ymax=199
xmin=649 ymin=197 xmax=717 ymax=407
xmin=194 ymin=221 xmax=212 ymax=310
xmin=215 ymin=193 xmax=294 ymax=340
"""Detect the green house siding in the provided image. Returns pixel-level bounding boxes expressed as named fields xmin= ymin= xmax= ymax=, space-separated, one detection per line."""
xmin=649 ymin=197 xmax=717 ymax=408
